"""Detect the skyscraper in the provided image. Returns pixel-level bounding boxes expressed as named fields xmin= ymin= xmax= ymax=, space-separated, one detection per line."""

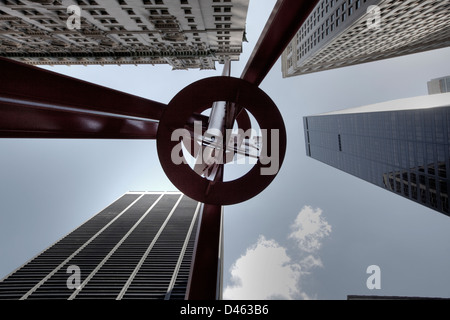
xmin=428 ymin=76 xmax=450 ymax=95
xmin=281 ymin=0 xmax=450 ymax=77
xmin=0 ymin=191 xmax=221 ymax=300
xmin=303 ymin=93 xmax=450 ymax=216
xmin=0 ymin=0 xmax=249 ymax=69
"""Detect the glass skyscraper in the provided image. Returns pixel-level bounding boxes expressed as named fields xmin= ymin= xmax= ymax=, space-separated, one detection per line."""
xmin=0 ymin=192 xmax=207 ymax=300
xmin=304 ymin=93 xmax=450 ymax=216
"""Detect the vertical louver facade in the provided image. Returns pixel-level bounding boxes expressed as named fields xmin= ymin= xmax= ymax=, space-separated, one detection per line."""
xmin=0 ymin=192 xmax=201 ymax=300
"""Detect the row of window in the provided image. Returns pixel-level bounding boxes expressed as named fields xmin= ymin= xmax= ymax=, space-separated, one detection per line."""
xmin=309 ymin=142 xmax=449 ymax=214
xmin=294 ymin=0 xmax=368 ymax=62
xmin=2 ymin=10 xmax=238 ymax=47
xmin=385 ymin=169 xmax=448 ymax=213
xmin=289 ymin=0 xmax=450 ymax=75
xmin=307 ymin=109 xmax=450 ymax=144
xmin=0 ymin=0 xmax=215 ymax=6
xmin=286 ymin=0 xmax=369 ymax=68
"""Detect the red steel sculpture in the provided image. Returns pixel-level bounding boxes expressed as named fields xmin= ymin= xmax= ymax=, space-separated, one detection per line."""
xmin=0 ymin=0 xmax=319 ymax=300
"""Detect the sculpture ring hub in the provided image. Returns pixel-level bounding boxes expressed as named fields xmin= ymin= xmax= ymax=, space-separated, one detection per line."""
xmin=156 ymin=76 xmax=287 ymax=205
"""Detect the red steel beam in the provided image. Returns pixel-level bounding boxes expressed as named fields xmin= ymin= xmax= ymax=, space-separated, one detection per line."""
xmin=186 ymin=153 xmax=225 ymax=300
xmin=186 ymin=1 xmax=321 ymax=299
xmin=241 ymin=0 xmax=320 ymax=86
xmin=186 ymin=203 xmax=223 ymax=300
xmin=0 ymin=57 xmax=167 ymax=139
xmin=0 ymin=99 xmax=159 ymax=139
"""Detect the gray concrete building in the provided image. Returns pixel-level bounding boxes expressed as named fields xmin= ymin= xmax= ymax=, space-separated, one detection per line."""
xmin=0 ymin=0 xmax=249 ymax=69
xmin=428 ymin=76 xmax=450 ymax=95
xmin=282 ymin=0 xmax=450 ymax=77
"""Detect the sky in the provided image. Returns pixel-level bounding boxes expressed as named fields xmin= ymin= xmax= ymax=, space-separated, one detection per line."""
xmin=2 ymin=0 xmax=450 ymax=300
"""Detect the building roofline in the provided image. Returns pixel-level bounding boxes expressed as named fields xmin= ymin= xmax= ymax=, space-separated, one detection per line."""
xmin=311 ymin=92 xmax=450 ymax=116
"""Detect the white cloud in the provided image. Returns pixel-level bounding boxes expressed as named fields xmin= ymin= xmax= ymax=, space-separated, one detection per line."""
xmin=224 ymin=206 xmax=331 ymax=300
xmin=289 ymin=206 xmax=332 ymax=253
xmin=223 ymin=236 xmax=302 ymax=300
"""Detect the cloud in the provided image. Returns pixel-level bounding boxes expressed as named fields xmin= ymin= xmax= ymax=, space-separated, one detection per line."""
xmin=289 ymin=206 xmax=332 ymax=253
xmin=224 ymin=206 xmax=331 ymax=300
xmin=223 ymin=236 xmax=302 ymax=300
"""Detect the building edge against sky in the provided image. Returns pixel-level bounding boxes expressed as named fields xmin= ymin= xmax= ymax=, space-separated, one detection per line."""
xmin=0 ymin=0 xmax=250 ymax=69
xmin=303 ymin=93 xmax=450 ymax=217
xmin=281 ymin=0 xmax=450 ymax=77
xmin=0 ymin=191 xmax=224 ymax=300
xmin=428 ymin=76 xmax=450 ymax=95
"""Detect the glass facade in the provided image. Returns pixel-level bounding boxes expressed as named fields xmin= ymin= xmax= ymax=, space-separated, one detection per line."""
xmin=0 ymin=192 xmax=201 ymax=300
xmin=304 ymin=105 xmax=450 ymax=216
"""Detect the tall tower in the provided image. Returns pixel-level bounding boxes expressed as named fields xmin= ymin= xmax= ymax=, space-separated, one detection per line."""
xmin=303 ymin=93 xmax=450 ymax=216
xmin=0 ymin=192 xmax=222 ymax=300
xmin=282 ymin=0 xmax=450 ymax=77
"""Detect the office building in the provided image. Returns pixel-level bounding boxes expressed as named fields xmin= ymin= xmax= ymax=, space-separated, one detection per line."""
xmin=428 ymin=76 xmax=450 ymax=95
xmin=0 ymin=191 xmax=216 ymax=300
xmin=282 ymin=0 xmax=450 ymax=77
xmin=304 ymin=93 xmax=450 ymax=216
xmin=0 ymin=0 xmax=249 ymax=69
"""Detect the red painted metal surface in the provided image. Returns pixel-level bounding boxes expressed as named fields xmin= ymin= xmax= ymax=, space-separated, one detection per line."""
xmin=186 ymin=203 xmax=223 ymax=300
xmin=170 ymin=0 xmax=316 ymax=300
xmin=0 ymin=57 xmax=166 ymax=139
xmin=0 ymin=99 xmax=159 ymax=139
xmin=157 ymin=76 xmax=287 ymax=206
xmin=0 ymin=0 xmax=318 ymax=300
xmin=241 ymin=0 xmax=319 ymax=86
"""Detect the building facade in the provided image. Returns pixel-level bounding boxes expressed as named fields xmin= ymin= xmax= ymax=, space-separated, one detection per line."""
xmin=282 ymin=0 xmax=450 ymax=77
xmin=0 ymin=0 xmax=249 ymax=69
xmin=0 ymin=192 xmax=211 ymax=300
xmin=428 ymin=76 xmax=450 ymax=95
xmin=303 ymin=93 xmax=450 ymax=216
